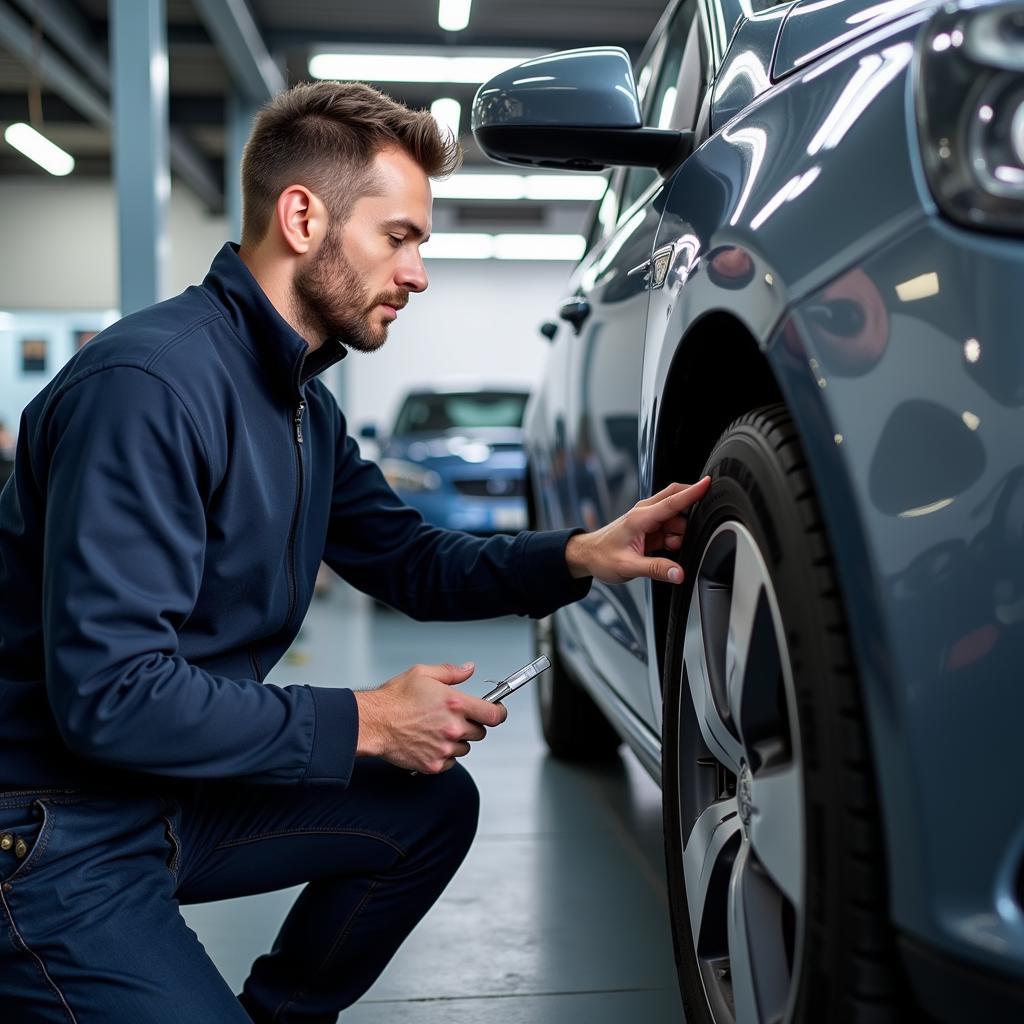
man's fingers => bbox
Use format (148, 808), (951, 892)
(635, 481), (688, 508)
(634, 477), (710, 527)
(422, 661), (476, 685)
(641, 557), (685, 584)
(463, 695), (507, 728)
(464, 722), (487, 742)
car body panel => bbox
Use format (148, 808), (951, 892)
(513, 0), (1024, 992)
(773, 0), (937, 80)
(555, 186), (672, 720)
(711, 2), (794, 129)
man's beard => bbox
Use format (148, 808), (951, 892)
(293, 227), (406, 353)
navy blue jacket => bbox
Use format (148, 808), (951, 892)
(0, 244), (589, 792)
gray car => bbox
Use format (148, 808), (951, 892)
(472, 1), (1024, 1021)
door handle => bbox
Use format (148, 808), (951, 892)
(559, 296), (591, 332)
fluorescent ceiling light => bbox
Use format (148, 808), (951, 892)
(430, 98), (462, 141)
(523, 175), (607, 201)
(421, 233), (494, 259)
(431, 173), (606, 201)
(420, 233), (585, 260)
(309, 50), (536, 84)
(438, 0), (472, 32)
(895, 271), (939, 302)
(494, 234), (586, 261)
(4, 122), (74, 176)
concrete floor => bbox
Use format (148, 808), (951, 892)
(182, 580), (685, 1022)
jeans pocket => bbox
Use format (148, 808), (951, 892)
(0, 799), (51, 885)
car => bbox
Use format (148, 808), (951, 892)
(361, 386), (531, 534)
(471, 1), (1024, 1021)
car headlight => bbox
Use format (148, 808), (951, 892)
(380, 458), (442, 492)
(916, 0), (1024, 232)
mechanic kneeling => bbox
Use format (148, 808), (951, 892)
(0, 80), (709, 1023)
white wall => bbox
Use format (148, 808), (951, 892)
(0, 177), (577, 437)
(0, 176), (229, 309)
(343, 258), (566, 441)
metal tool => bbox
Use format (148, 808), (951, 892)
(482, 655), (551, 703)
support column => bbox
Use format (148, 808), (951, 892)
(110, 0), (169, 314)
(227, 90), (259, 243)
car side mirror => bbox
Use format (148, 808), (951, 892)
(539, 321), (558, 342)
(471, 47), (692, 175)
(358, 423), (378, 440)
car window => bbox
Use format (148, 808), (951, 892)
(619, 0), (701, 218)
(392, 392), (529, 434)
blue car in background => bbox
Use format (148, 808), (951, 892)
(472, 0), (1024, 1021)
(365, 387), (530, 534)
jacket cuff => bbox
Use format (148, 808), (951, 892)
(304, 686), (359, 785)
(520, 528), (593, 617)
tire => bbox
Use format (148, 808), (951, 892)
(534, 613), (621, 761)
(662, 404), (906, 1024)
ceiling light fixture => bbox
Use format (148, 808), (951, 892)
(308, 49), (538, 85)
(431, 173), (607, 201)
(421, 233), (586, 261)
(438, 0), (472, 32)
(430, 98), (462, 142)
(3, 122), (74, 176)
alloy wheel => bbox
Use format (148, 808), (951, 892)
(676, 521), (805, 1024)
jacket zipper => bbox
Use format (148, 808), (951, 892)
(282, 399), (306, 633)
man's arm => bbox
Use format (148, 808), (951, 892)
(321, 410), (590, 621)
(41, 367), (355, 785)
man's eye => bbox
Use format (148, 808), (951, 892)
(388, 235), (404, 248)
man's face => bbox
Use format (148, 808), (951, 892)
(295, 146), (432, 352)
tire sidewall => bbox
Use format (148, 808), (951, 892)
(663, 417), (858, 1024)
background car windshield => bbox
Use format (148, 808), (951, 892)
(392, 392), (529, 434)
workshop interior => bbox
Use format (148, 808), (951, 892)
(0, 0), (1022, 1021)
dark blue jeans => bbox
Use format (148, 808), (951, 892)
(0, 759), (479, 1022)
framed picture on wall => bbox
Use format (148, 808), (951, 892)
(20, 338), (47, 373)
(74, 329), (98, 350)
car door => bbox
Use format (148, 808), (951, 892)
(558, 0), (711, 721)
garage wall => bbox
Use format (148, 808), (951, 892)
(0, 177), (573, 438)
(342, 257), (561, 441)
(0, 177), (227, 308)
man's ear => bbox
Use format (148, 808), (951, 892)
(275, 185), (328, 256)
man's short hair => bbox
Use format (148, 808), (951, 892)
(240, 81), (462, 246)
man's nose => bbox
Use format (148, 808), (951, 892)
(396, 251), (428, 294)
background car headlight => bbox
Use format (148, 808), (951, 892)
(916, 1), (1024, 231)
(380, 458), (442, 492)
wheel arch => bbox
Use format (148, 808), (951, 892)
(649, 311), (785, 692)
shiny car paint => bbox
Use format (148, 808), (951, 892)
(513, 0), (1024, 1001)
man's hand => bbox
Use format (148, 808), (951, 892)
(565, 477), (711, 585)
(353, 662), (507, 774)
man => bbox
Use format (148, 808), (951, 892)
(0, 81), (709, 1022)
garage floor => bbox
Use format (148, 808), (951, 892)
(182, 580), (685, 1022)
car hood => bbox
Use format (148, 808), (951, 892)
(380, 427), (525, 466)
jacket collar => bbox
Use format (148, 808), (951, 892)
(201, 243), (347, 398)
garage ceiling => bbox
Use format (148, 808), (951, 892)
(0, 0), (666, 214)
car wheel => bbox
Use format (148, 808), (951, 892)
(662, 404), (904, 1023)
(534, 613), (621, 761)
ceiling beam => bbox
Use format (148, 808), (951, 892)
(1, 0), (223, 213)
(190, 0), (284, 103)
(0, 1), (109, 125)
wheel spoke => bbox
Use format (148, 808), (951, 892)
(728, 841), (791, 1024)
(684, 586), (744, 774)
(682, 797), (740, 952)
(749, 763), (805, 908)
(725, 537), (765, 738)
